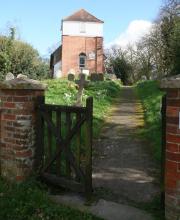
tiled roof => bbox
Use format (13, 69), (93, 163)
(63, 9), (104, 23)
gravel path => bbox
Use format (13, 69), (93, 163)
(93, 86), (160, 205)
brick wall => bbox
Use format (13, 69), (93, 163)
(0, 79), (46, 182)
(62, 35), (104, 76)
(161, 76), (180, 220)
(165, 89), (180, 220)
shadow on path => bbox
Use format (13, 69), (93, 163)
(93, 86), (160, 205)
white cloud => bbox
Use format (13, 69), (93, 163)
(106, 20), (152, 49)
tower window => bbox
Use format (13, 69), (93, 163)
(79, 53), (86, 69)
(79, 22), (86, 33)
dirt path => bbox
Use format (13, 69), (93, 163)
(93, 86), (160, 205)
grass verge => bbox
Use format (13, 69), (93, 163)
(135, 80), (164, 162)
(0, 177), (101, 220)
(136, 80), (165, 220)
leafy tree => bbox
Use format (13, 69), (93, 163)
(158, 0), (180, 75)
(106, 47), (133, 85)
(170, 19), (180, 74)
(0, 28), (49, 80)
(106, 0), (180, 82)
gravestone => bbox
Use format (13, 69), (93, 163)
(90, 73), (104, 81)
(5, 72), (15, 81)
(68, 73), (75, 81)
(90, 73), (98, 81)
(17, 74), (28, 79)
(75, 74), (89, 106)
(98, 73), (104, 81)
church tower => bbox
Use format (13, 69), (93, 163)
(61, 9), (104, 76)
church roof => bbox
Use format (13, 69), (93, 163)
(63, 9), (104, 23)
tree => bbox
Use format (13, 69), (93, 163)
(106, 47), (133, 85)
(159, 0), (180, 75)
(0, 28), (49, 80)
(105, 0), (180, 82)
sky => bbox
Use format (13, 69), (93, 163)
(0, 0), (162, 57)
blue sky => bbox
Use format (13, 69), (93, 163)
(0, 0), (162, 56)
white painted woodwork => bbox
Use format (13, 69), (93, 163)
(62, 21), (103, 37)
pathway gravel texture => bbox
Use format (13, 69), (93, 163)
(51, 194), (154, 220)
(93, 86), (160, 204)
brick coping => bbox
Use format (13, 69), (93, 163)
(0, 78), (47, 90)
(160, 74), (180, 89)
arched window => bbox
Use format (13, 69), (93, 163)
(79, 53), (86, 69)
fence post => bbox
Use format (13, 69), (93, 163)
(84, 97), (93, 199)
(34, 96), (45, 172)
(0, 78), (46, 182)
(160, 76), (180, 220)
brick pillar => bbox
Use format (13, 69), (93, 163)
(161, 76), (180, 220)
(0, 78), (46, 182)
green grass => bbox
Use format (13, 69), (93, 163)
(0, 177), (101, 220)
(0, 79), (121, 220)
(136, 81), (165, 220)
(135, 80), (165, 162)
(44, 79), (121, 138)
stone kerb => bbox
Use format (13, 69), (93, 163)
(160, 74), (180, 220)
(0, 77), (47, 182)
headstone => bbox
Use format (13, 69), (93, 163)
(90, 73), (98, 81)
(68, 73), (75, 81)
(17, 74), (28, 79)
(98, 73), (104, 81)
(90, 73), (104, 81)
(75, 74), (89, 106)
(5, 72), (15, 81)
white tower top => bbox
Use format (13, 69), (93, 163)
(62, 9), (104, 37)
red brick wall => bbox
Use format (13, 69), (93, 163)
(165, 89), (180, 220)
(0, 89), (44, 181)
(62, 36), (104, 76)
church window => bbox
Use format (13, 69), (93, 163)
(79, 53), (86, 68)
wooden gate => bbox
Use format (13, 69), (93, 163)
(36, 97), (93, 198)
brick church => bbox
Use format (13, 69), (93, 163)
(50, 9), (104, 78)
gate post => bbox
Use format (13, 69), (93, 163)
(160, 75), (180, 220)
(0, 77), (46, 182)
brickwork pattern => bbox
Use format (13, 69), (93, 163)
(0, 89), (44, 181)
(62, 36), (104, 76)
(165, 89), (180, 220)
